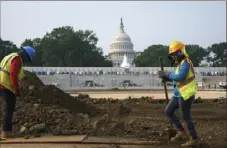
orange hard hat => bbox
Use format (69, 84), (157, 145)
(169, 40), (184, 55)
(169, 40), (189, 57)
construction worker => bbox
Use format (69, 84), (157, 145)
(157, 41), (198, 147)
(0, 46), (35, 140)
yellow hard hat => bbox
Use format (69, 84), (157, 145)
(169, 40), (189, 57)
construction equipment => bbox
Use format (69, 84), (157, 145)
(159, 56), (173, 140)
(219, 81), (227, 89)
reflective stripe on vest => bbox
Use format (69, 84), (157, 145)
(0, 53), (24, 94)
(175, 59), (197, 101)
(0, 55), (15, 75)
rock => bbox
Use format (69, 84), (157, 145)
(49, 109), (54, 114)
(33, 104), (39, 107)
(29, 126), (35, 132)
(128, 119), (134, 125)
(92, 116), (107, 135)
(54, 119), (61, 124)
(20, 126), (27, 134)
(29, 85), (35, 90)
(29, 123), (47, 133)
(24, 122), (29, 127)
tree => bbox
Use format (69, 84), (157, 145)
(21, 26), (112, 67)
(0, 38), (19, 61)
(206, 42), (227, 67)
(133, 44), (209, 67)
(185, 45), (208, 67)
(133, 45), (171, 67)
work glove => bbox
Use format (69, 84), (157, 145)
(161, 77), (171, 82)
(157, 71), (169, 79)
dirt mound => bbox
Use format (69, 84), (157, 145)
(1, 71), (100, 136)
(21, 70), (44, 87)
(19, 71), (98, 116)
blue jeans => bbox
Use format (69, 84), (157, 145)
(164, 96), (198, 139)
(0, 89), (16, 132)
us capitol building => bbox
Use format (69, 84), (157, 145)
(108, 18), (136, 67)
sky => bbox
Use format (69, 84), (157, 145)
(1, 1), (226, 55)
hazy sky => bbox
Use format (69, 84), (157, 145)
(1, 1), (226, 55)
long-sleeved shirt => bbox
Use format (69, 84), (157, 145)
(167, 60), (190, 98)
(0, 56), (22, 96)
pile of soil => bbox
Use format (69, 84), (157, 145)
(19, 71), (98, 116)
(0, 71), (101, 136)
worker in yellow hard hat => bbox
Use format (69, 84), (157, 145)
(157, 41), (198, 147)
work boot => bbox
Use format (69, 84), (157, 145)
(170, 130), (188, 142)
(181, 138), (198, 147)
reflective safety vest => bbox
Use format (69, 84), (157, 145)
(0, 52), (24, 94)
(175, 58), (197, 101)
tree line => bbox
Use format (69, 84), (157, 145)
(0, 26), (226, 67)
(133, 43), (227, 67)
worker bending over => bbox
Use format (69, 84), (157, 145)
(0, 46), (35, 139)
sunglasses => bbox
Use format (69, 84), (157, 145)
(170, 53), (177, 57)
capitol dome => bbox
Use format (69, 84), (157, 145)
(108, 18), (135, 67)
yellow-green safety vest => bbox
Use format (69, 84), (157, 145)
(0, 52), (24, 94)
(175, 58), (197, 101)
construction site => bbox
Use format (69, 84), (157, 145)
(0, 70), (226, 148)
(1, 1), (226, 148)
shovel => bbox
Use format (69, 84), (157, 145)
(159, 57), (173, 140)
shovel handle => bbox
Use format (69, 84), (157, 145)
(159, 57), (173, 140)
(159, 57), (169, 103)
